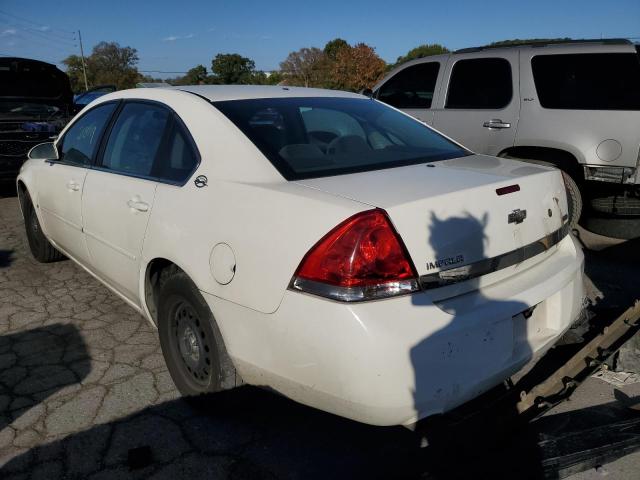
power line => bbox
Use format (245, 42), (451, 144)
(0, 19), (77, 43)
(0, 9), (74, 35)
(2, 24), (77, 47)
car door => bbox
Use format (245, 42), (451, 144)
(36, 102), (117, 264)
(432, 52), (520, 155)
(82, 101), (172, 305)
(375, 60), (443, 125)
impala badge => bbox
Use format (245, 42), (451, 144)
(508, 209), (527, 224)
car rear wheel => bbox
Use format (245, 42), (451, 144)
(23, 193), (65, 263)
(158, 270), (235, 397)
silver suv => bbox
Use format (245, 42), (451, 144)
(373, 39), (640, 227)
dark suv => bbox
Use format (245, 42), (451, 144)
(0, 57), (73, 185)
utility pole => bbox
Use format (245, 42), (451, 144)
(77, 30), (88, 91)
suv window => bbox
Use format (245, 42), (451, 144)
(152, 120), (199, 183)
(446, 58), (512, 109)
(101, 102), (170, 177)
(377, 62), (440, 109)
(59, 103), (116, 166)
(532, 53), (640, 110)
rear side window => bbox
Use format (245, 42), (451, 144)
(101, 103), (170, 177)
(377, 62), (440, 109)
(446, 58), (512, 109)
(152, 121), (199, 183)
(214, 97), (467, 181)
(532, 53), (640, 110)
(59, 102), (116, 166)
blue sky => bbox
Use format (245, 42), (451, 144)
(1, 0), (639, 77)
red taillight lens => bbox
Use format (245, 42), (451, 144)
(291, 209), (419, 301)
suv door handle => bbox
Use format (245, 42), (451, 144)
(127, 199), (150, 212)
(66, 180), (80, 191)
(483, 119), (511, 129)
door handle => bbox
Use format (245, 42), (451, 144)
(483, 119), (511, 129)
(127, 199), (150, 212)
(66, 180), (80, 191)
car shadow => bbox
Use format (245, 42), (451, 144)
(0, 250), (13, 268)
(0, 323), (90, 433)
(408, 213), (541, 478)
(2, 386), (425, 479)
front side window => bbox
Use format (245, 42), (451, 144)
(101, 102), (170, 177)
(214, 97), (467, 180)
(59, 103), (116, 166)
(446, 58), (513, 109)
(377, 62), (441, 109)
(532, 53), (640, 110)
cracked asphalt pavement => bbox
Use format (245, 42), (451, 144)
(1, 193), (640, 479)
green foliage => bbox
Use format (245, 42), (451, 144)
(169, 65), (208, 86)
(211, 53), (256, 84)
(62, 54), (87, 93)
(394, 43), (449, 66)
(324, 38), (349, 60)
(63, 41), (140, 92)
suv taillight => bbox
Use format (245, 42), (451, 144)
(289, 209), (419, 302)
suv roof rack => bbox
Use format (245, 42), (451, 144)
(455, 38), (633, 53)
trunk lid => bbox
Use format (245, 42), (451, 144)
(296, 155), (568, 289)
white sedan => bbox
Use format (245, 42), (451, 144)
(18, 86), (585, 426)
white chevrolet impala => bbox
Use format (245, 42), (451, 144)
(18, 86), (585, 426)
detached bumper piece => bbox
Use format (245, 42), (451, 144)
(540, 417), (640, 479)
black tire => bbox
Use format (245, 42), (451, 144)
(23, 193), (65, 263)
(157, 270), (236, 397)
(561, 170), (583, 230)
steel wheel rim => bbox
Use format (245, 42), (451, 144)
(171, 300), (211, 388)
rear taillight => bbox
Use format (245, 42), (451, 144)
(290, 209), (419, 302)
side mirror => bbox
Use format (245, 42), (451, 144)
(360, 88), (374, 98)
(28, 142), (59, 161)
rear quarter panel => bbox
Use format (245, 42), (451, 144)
(135, 91), (367, 314)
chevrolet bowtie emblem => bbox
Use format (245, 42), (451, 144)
(508, 209), (527, 224)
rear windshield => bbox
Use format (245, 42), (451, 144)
(532, 53), (640, 110)
(213, 97), (468, 180)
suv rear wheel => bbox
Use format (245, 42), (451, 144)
(560, 170), (583, 229)
(503, 155), (582, 229)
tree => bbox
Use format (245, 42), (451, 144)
(394, 43), (449, 66)
(324, 38), (349, 60)
(211, 53), (255, 84)
(331, 43), (386, 91)
(62, 54), (89, 93)
(62, 41), (140, 92)
(280, 47), (328, 88)
(170, 65), (208, 86)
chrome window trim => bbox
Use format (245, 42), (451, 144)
(419, 223), (570, 290)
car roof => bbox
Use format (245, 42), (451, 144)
(173, 85), (364, 102)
